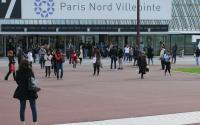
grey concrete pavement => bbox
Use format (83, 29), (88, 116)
(0, 56), (200, 125)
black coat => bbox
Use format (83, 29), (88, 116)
(13, 69), (38, 100)
(138, 55), (147, 74)
(147, 47), (154, 58)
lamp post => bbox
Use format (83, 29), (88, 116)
(136, 0), (140, 48)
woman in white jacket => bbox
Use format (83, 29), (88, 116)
(27, 50), (34, 67)
(44, 51), (53, 78)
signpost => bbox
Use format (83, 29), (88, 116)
(136, 0), (140, 48)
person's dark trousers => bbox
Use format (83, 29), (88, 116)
(124, 53), (129, 61)
(69, 56), (72, 64)
(54, 63), (57, 76)
(129, 55), (133, 61)
(20, 99), (37, 122)
(56, 63), (63, 79)
(172, 55), (176, 64)
(40, 60), (45, 69)
(79, 58), (82, 64)
(161, 60), (165, 70)
(5, 71), (16, 80)
(165, 62), (171, 75)
(73, 62), (76, 68)
(133, 58), (138, 66)
(29, 62), (32, 68)
(33, 57), (36, 63)
(93, 64), (100, 76)
(141, 73), (144, 79)
(110, 58), (116, 69)
(18, 57), (21, 65)
(148, 58), (153, 65)
(45, 66), (51, 77)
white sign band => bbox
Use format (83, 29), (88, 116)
(21, 0), (172, 20)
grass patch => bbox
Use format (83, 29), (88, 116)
(175, 67), (200, 74)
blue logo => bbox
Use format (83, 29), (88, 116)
(34, 0), (55, 18)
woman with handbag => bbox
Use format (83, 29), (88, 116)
(5, 50), (16, 81)
(93, 48), (101, 76)
(13, 59), (39, 125)
(138, 51), (147, 79)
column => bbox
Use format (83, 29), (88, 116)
(26, 35), (28, 50)
(4, 36), (6, 56)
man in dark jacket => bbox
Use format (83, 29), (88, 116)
(118, 47), (124, 70)
(172, 44), (177, 64)
(109, 46), (118, 69)
(147, 45), (154, 65)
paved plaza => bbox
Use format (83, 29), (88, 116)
(1, 56), (200, 125)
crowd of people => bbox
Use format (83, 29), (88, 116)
(4, 43), (181, 81)
(3, 42), (187, 125)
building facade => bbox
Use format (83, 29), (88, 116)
(0, 0), (199, 56)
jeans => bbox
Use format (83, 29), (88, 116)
(20, 99), (37, 122)
(148, 58), (153, 65)
(124, 53), (129, 61)
(196, 57), (199, 66)
(45, 66), (51, 77)
(111, 57), (117, 69)
(84, 49), (88, 58)
(118, 58), (123, 69)
(56, 63), (63, 79)
(93, 64), (100, 76)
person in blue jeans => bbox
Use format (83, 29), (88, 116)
(55, 50), (64, 80)
(164, 50), (171, 76)
(195, 47), (200, 66)
(13, 59), (39, 125)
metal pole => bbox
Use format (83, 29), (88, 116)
(136, 0), (140, 48)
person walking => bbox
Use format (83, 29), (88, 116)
(5, 50), (16, 80)
(27, 49), (34, 67)
(133, 46), (139, 66)
(13, 59), (39, 125)
(160, 47), (166, 70)
(17, 46), (23, 65)
(147, 45), (154, 65)
(52, 50), (57, 76)
(164, 50), (171, 76)
(71, 50), (78, 69)
(118, 47), (124, 70)
(39, 47), (46, 69)
(172, 44), (178, 64)
(129, 46), (133, 62)
(79, 46), (84, 64)
(195, 47), (200, 66)
(93, 48), (101, 76)
(124, 45), (129, 61)
(44, 51), (53, 77)
(138, 51), (147, 79)
(109, 46), (118, 69)
(55, 50), (64, 80)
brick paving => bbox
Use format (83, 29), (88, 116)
(0, 57), (200, 125)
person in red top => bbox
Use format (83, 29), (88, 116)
(54, 50), (64, 80)
(5, 50), (16, 80)
(71, 50), (77, 68)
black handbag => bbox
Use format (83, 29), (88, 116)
(28, 77), (41, 92)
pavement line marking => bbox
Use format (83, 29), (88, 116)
(55, 111), (200, 125)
